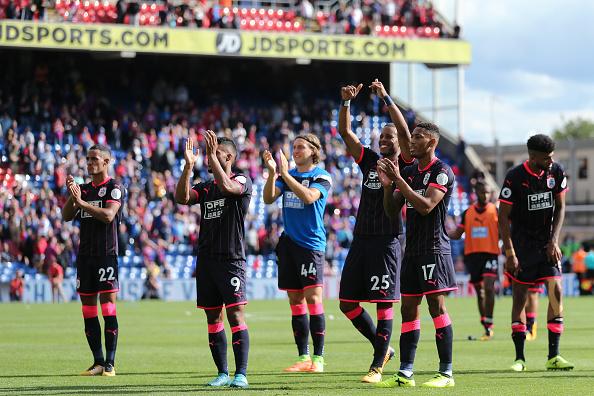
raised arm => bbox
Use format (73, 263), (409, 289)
(204, 130), (244, 196)
(338, 84), (365, 159)
(370, 79), (412, 162)
(262, 150), (282, 204)
(175, 137), (199, 205)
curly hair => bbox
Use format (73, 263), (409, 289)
(527, 134), (555, 154)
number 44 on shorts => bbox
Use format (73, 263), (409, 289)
(301, 262), (317, 277)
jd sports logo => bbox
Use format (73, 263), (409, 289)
(216, 33), (242, 54)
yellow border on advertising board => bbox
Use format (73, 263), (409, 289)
(0, 20), (471, 64)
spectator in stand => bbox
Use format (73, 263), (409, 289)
(0, 59), (467, 291)
(10, 270), (24, 302)
(381, 0), (396, 26)
(48, 260), (67, 303)
(4, 0), (17, 19)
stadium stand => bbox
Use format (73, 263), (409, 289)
(0, 52), (471, 290)
(0, 0), (459, 38)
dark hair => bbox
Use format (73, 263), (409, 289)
(217, 137), (237, 157)
(416, 122), (440, 137)
(88, 144), (112, 158)
(527, 134), (555, 153)
(474, 181), (487, 191)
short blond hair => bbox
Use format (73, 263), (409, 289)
(295, 133), (322, 164)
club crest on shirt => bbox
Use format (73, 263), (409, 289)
(547, 177), (555, 189)
(98, 187), (107, 197)
(423, 173), (430, 185)
(364, 170), (382, 190)
(301, 179), (310, 187)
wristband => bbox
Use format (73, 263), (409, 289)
(505, 248), (515, 257)
(383, 95), (395, 106)
(342, 99), (351, 107)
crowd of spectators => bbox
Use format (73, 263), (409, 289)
(1, 0), (459, 38)
(0, 60), (420, 286)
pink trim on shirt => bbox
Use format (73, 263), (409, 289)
(523, 161), (544, 178)
(418, 157), (439, 172)
(355, 146), (365, 164)
(428, 183), (447, 193)
(92, 177), (112, 188)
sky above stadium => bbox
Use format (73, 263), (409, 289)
(461, 1), (594, 144)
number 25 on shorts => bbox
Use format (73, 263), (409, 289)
(370, 275), (390, 290)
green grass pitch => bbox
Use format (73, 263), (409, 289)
(1, 297), (593, 395)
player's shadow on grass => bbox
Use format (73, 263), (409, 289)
(2, 384), (342, 394)
(0, 385), (213, 394)
(0, 371), (201, 379)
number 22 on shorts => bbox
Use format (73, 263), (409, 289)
(98, 267), (115, 281)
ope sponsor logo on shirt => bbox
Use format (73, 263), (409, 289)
(284, 191), (304, 209)
(471, 226), (488, 238)
(204, 198), (226, 219)
(527, 191), (553, 211)
(406, 189), (425, 208)
(81, 200), (102, 218)
(363, 170), (382, 190)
